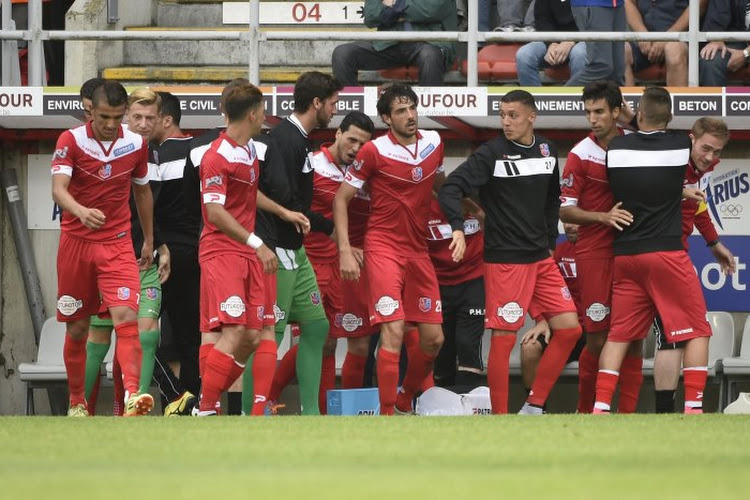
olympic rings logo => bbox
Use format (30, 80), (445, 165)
(720, 204), (743, 217)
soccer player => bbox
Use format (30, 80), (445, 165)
(196, 82), (278, 416)
(267, 111), (375, 413)
(426, 198), (486, 389)
(79, 77), (106, 122)
(265, 71), (342, 415)
(559, 80), (642, 413)
(653, 117), (736, 413)
(439, 89), (582, 415)
(594, 87), (712, 414)
(335, 84), (446, 415)
(52, 80), (155, 417)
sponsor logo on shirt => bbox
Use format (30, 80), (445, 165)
(498, 302), (523, 323)
(274, 304), (285, 324)
(341, 313), (363, 333)
(220, 295), (246, 318)
(375, 295), (400, 317)
(420, 143), (435, 159)
(351, 159), (364, 171)
(561, 173), (573, 188)
(113, 143), (136, 157)
(310, 291), (321, 306)
(411, 167), (423, 181)
(561, 287), (571, 301)
(57, 295), (83, 316)
(99, 163), (112, 179)
(53, 146), (68, 161)
(146, 287), (158, 301)
(205, 175), (222, 188)
(117, 287), (131, 300)
(540, 143), (550, 157)
(418, 297), (432, 312)
(671, 327), (694, 336)
(586, 302), (610, 322)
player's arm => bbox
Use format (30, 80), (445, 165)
(51, 173), (106, 230)
(156, 244), (171, 284)
(132, 182), (155, 270)
(257, 190), (310, 234)
(695, 205), (736, 275)
(334, 181), (361, 281)
(544, 159), (562, 251)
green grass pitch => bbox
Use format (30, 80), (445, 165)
(1, 415), (749, 499)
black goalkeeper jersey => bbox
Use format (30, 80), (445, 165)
(439, 133), (560, 264)
(606, 129), (689, 256)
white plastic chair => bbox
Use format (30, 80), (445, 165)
(17, 318), (67, 415)
(722, 315), (750, 405)
(705, 311), (736, 410)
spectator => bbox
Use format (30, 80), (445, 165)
(699, 0), (750, 86)
(516, 0), (586, 85)
(566, 0), (626, 86)
(623, 0), (705, 87)
(331, 0), (457, 86)
(492, 0), (535, 32)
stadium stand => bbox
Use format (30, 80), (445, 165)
(722, 315), (750, 405)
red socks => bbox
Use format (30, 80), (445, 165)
(594, 370), (619, 413)
(319, 354), (336, 414)
(268, 343), (298, 402)
(683, 366), (708, 413)
(487, 335), (516, 414)
(577, 346), (599, 414)
(341, 352), (367, 389)
(618, 355), (643, 413)
(376, 348), (400, 415)
(250, 339), (277, 416)
(527, 326), (582, 407)
(199, 343), (214, 381)
(63, 335), (87, 407)
(397, 347), (436, 412)
(200, 347), (244, 411)
(114, 321), (142, 395)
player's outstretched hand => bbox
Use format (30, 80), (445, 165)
(711, 242), (737, 275)
(602, 202), (634, 231)
(682, 187), (706, 203)
(138, 241), (154, 271)
(340, 249), (361, 281)
(449, 230), (466, 262)
(281, 209), (311, 234)
(78, 207), (106, 230)
(521, 319), (551, 345)
(256, 244), (278, 274)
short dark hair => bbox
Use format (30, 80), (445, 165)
(500, 89), (537, 111)
(79, 77), (106, 101)
(639, 86), (672, 126)
(223, 83), (264, 122)
(376, 83), (418, 117)
(581, 80), (623, 111)
(293, 71), (342, 113)
(340, 111), (375, 136)
(91, 81), (128, 108)
(221, 78), (250, 114)
(157, 91), (182, 126)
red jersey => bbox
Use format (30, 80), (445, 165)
(50, 122), (149, 241)
(553, 239), (580, 307)
(199, 132), (260, 261)
(426, 198), (483, 286)
(305, 146), (371, 263)
(682, 159), (719, 249)
(560, 131), (624, 259)
(345, 129), (444, 257)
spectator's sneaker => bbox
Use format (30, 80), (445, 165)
(724, 393), (750, 414)
(519, 26), (536, 32)
(67, 403), (89, 417)
(124, 392), (154, 417)
(494, 25), (519, 32)
(518, 402), (544, 415)
(163, 391), (197, 417)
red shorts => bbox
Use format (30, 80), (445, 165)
(576, 257), (614, 333)
(264, 272), (278, 328)
(365, 251), (442, 326)
(485, 258), (577, 331)
(335, 266), (374, 338)
(199, 253), (275, 332)
(56, 233), (140, 322)
(609, 251), (712, 343)
(310, 259), (345, 332)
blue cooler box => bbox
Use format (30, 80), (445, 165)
(327, 388), (380, 415)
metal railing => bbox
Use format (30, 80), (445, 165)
(0, 0), (748, 87)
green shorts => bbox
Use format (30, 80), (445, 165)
(274, 247), (327, 334)
(90, 264), (162, 330)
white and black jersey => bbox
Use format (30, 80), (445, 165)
(182, 127), (221, 223)
(439, 134), (560, 264)
(606, 130), (689, 255)
(150, 136), (199, 248)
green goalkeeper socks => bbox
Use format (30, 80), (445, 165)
(138, 330), (160, 394)
(296, 318), (329, 416)
(84, 341), (111, 399)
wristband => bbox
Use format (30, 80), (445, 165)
(707, 238), (720, 248)
(246, 233), (264, 249)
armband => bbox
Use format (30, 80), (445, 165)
(246, 233), (264, 249)
(707, 238), (720, 248)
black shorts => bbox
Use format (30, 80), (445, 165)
(653, 315), (687, 351)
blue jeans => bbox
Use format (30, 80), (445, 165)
(516, 41), (587, 86)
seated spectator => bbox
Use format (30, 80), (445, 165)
(331, 0), (457, 87)
(624, 0), (704, 87)
(516, 0), (585, 85)
(566, 0), (626, 86)
(699, 0), (750, 86)
(490, 0), (535, 32)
